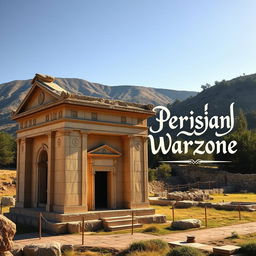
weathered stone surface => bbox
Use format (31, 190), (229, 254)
(23, 245), (38, 256)
(37, 243), (61, 256)
(1, 197), (15, 207)
(173, 165), (256, 193)
(61, 244), (74, 253)
(0, 251), (14, 256)
(175, 200), (199, 208)
(67, 220), (102, 233)
(171, 219), (201, 230)
(0, 215), (16, 253)
(67, 222), (80, 234)
(11, 245), (23, 256)
(149, 198), (174, 206)
(23, 243), (61, 256)
(167, 190), (210, 201)
(137, 214), (166, 224)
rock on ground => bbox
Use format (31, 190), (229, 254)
(175, 200), (199, 208)
(11, 244), (23, 256)
(0, 252), (14, 256)
(23, 242), (61, 256)
(167, 190), (211, 201)
(1, 197), (15, 207)
(171, 219), (201, 230)
(61, 244), (74, 253)
(0, 215), (16, 253)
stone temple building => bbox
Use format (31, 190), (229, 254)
(8, 74), (165, 233)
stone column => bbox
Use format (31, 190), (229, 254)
(129, 135), (149, 208)
(81, 131), (88, 210)
(15, 139), (21, 204)
(23, 138), (33, 208)
(142, 136), (149, 203)
(126, 135), (135, 208)
(46, 131), (55, 212)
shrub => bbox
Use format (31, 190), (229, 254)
(120, 239), (169, 255)
(240, 242), (256, 256)
(128, 241), (147, 252)
(127, 251), (163, 256)
(0, 131), (16, 167)
(167, 246), (205, 256)
(148, 168), (157, 182)
(142, 226), (160, 233)
(229, 231), (240, 239)
(156, 163), (171, 181)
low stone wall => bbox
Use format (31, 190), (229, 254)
(173, 165), (256, 192)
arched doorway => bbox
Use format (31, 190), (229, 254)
(38, 149), (48, 206)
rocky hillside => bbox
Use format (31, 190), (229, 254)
(153, 73), (256, 139)
(170, 74), (256, 116)
(0, 77), (197, 133)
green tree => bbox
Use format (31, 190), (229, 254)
(156, 163), (172, 180)
(215, 113), (256, 173)
(0, 131), (16, 167)
(236, 110), (248, 131)
(148, 168), (157, 182)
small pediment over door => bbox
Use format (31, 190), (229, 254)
(88, 144), (121, 158)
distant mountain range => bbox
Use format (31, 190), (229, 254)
(0, 77), (197, 133)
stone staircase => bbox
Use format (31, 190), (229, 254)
(102, 215), (143, 231)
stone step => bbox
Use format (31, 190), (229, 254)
(104, 218), (138, 227)
(108, 223), (143, 231)
(102, 215), (132, 221)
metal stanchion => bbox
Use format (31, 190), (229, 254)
(238, 204), (241, 221)
(172, 204), (175, 222)
(39, 212), (42, 239)
(82, 216), (85, 245)
(204, 205), (208, 228)
(131, 211), (134, 235)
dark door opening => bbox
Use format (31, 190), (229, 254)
(38, 150), (48, 205)
(95, 171), (108, 209)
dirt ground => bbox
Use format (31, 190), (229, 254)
(0, 169), (16, 197)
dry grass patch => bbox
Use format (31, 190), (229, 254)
(0, 169), (16, 197)
(207, 193), (256, 203)
(153, 205), (256, 228)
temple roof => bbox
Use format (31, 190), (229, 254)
(12, 73), (155, 119)
(33, 73), (154, 111)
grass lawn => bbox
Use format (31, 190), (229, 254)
(92, 204), (256, 236)
(153, 205), (255, 228)
(93, 193), (256, 236)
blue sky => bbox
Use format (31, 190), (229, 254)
(1, 0), (256, 91)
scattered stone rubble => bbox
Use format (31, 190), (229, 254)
(150, 189), (256, 211)
(148, 181), (166, 196)
(0, 177), (16, 193)
(167, 189), (213, 201)
(22, 242), (61, 256)
(171, 219), (201, 230)
(10, 243), (119, 256)
(1, 196), (15, 207)
(0, 215), (16, 256)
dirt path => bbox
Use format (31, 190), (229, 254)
(14, 222), (256, 249)
(0, 169), (16, 196)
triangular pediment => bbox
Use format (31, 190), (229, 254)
(88, 144), (121, 157)
(13, 74), (67, 118)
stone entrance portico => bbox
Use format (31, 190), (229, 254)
(7, 74), (165, 232)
